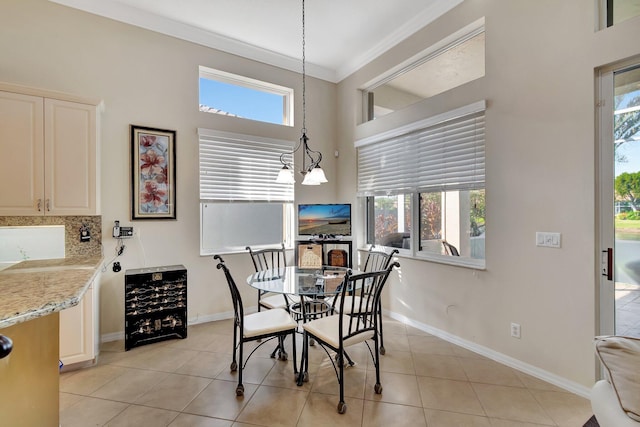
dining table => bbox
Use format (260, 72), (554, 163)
(246, 265), (361, 384)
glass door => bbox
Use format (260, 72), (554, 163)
(599, 63), (640, 337)
(613, 65), (640, 337)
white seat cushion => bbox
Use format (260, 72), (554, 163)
(243, 308), (297, 338)
(302, 314), (374, 348)
(260, 293), (300, 309)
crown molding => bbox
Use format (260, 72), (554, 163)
(50, 0), (461, 84)
(335, 0), (463, 81)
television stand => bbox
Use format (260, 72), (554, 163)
(295, 239), (353, 268)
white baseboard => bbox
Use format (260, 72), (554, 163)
(101, 331), (124, 343)
(102, 307), (591, 398)
(386, 310), (592, 399)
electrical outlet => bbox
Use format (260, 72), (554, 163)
(511, 322), (521, 339)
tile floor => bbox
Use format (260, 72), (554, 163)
(60, 318), (594, 427)
(615, 283), (640, 337)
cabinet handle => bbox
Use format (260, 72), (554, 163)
(37, 199), (42, 211)
(46, 199), (50, 212)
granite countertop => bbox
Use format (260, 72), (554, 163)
(0, 256), (103, 328)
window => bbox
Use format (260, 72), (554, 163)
(199, 66), (294, 126)
(418, 189), (485, 259)
(358, 101), (486, 267)
(601, 0), (640, 28)
(366, 194), (412, 250)
(361, 18), (485, 122)
(198, 129), (294, 254)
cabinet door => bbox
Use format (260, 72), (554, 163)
(0, 91), (44, 215)
(44, 99), (98, 215)
(59, 285), (94, 366)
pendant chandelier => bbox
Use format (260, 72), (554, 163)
(276, 0), (327, 186)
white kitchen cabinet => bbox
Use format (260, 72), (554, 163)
(0, 90), (100, 216)
(59, 275), (100, 367)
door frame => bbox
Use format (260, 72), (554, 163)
(597, 65), (615, 337)
(596, 57), (640, 337)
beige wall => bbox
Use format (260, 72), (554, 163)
(3, 0), (640, 393)
(0, 0), (337, 337)
(338, 0), (640, 391)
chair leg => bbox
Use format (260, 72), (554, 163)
(337, 350), (346, 414)
(270, 338), (280, 358)
(236, 336), (245, 396)
(297, 332), (309, 386)
(291, 330), (298, 380)
(270, 336), (289, 360)
(373, 336), (383, 395)
(378, 302), (385, 355)
(230, 321), (238, 371)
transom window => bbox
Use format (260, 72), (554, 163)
(199, 66), (294, 126)
(361, 18), (485, 122)
(601, 0), (640, 28)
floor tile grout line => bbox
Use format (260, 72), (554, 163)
(61, 318), (592, 426)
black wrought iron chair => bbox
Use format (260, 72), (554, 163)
(246, 244), (300, 312)
(301, 262), (400, 414)
(214, 255), (298, 396)
(442, 240), (460, 256)
(361, 246), (399, 355)
(246, 244), (300, 359)
(330, 246), (399, 354)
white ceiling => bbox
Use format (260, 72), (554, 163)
(50, 0), (463, 82)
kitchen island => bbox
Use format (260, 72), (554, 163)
(0, 256), (102, 427)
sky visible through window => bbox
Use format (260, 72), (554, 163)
(615, 88), (640, 175)
(199, 78), (284, 125)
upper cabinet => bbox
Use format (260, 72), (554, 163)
(0, 90), (100, 216)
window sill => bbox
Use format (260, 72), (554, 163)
(357, 246), (485, 270)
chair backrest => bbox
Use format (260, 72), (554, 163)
(442, 240), (459, 256)
(337, 261), (400, 342)
(362, 246), (399, 272)
(214, 255), (244, 322)
(246, 243), (287, 272)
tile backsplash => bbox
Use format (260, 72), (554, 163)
(0, 216), (102, 258)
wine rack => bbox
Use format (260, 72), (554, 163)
(124, 265), (187, 350)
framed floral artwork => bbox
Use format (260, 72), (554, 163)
(131, 125), (176, 220)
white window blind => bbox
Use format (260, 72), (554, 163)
(357, 105), (485, 196)
(199, 128), (294, 202)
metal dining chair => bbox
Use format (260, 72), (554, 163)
(442, 240), (460, 256)
(361, 246), (399, 355)
(300, 262), (400, 414)
(331, 246), (398, 355)
(246, 244), (300, 360)
(246, 244), (300, 312)
(214, 255), (298, 396)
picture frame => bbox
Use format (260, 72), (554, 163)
(131, 125), (177, 220)
(298, 244), (322, 269)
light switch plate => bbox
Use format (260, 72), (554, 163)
(536, 232), (561, 248)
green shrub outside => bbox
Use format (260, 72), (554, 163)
(617, 211), (640, 220)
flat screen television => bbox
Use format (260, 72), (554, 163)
(298, 203), (352, 237)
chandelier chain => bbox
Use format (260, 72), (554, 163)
(275, 0), (327, 185)
(301, 0), (306, 134)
